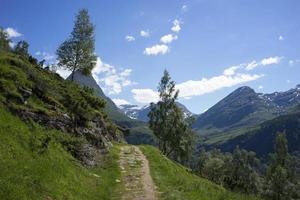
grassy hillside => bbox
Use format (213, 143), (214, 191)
(140, 145), (260, 200)
(0, 106), (121, 200)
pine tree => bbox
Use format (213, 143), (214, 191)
(56, 9), (97, 80)
(148, 70), (195, 163)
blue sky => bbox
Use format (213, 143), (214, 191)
(1, 0), (300, 113)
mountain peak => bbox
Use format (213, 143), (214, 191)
(235, 86), (255, 94)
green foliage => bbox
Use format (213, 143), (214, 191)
(196, 147), (263, 195)
(0, 106), (121, 200)
(140, 145), (260, 200)
(148, 70), (195, 164)
(264, 133), (300, 200)
(0, 27), (11, 52)
(0, 52), (109, 132)
(14, 40), (29, 57)
(56, 9), (97, 80)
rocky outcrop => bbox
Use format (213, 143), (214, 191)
(10, 106), (123, 166)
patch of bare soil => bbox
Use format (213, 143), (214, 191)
(118, 145), (158, 200)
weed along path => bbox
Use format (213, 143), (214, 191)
(118, 145), (158, 200)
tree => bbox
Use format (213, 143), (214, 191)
(224, 147), (262, 194)
(14, 40), (29, 57)
(56, 9), (97, 81)
(148, 70), (195, 163)
(265, 133), (299, 200)
(0, 27), (11, 51)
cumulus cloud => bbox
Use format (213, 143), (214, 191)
(112, 98), (131, 106)
(261, 56), (282, 66)
(160, 34), (178, 44)
(171, 19), (181, 33)
(125, 35), (135, 42)
(92, 57), (134, 94)
(131, 89), (159, 104)
(143, 44), (169, 56)
(5, 27), (22, 38)
(140, 30), (150, 37)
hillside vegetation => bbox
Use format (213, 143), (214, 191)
(0, 106), (121, 200)
(218, 107), (300, 157)
(140, 145), (260, 200)
(0, 52), (122, 152)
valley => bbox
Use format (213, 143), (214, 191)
(1, 2), (300, 199)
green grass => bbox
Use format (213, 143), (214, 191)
(0, 106), (121, 200)
(140, 145), (261, 200)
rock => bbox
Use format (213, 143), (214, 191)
(18, 87), (32, 101)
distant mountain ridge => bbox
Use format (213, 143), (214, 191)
(118, 102), (194, 122)
(193, 85), (300, 137)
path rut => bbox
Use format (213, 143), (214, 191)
(118, 145), (158, 200)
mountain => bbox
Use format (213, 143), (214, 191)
(67, 70), (130, 124)
(119, 102), (194, 122)
(119, 104), (150, 122)
(194, 85), (300, 139)
(217, 105), (300, 157)
(67, 70), (155, 145)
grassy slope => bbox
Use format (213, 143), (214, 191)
(140, 145), (260, 200)
(0, 106), (121, 200)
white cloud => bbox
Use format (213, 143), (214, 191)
(176, 73), (263, 99)
(132, 64), (263, 104)
(160, 34), (178, 44)
(143, 44), (169, 56)
(171, 19), (181, 33)
(286, 80), (291, 84)
(245, 61), (258, 71)
(278, 35), (284, 41)
(258, 85), (263, 90)
(181, 5), (188, 12)
(125, 35), (135, 42)
(9, 42), (15, 48)
(223, 66), (240, 76)
(245, 56), (282, 71)
(289, 60), (294, 66)
(140, 30), (150, 37)
(131, 55), (282, 104)
(5, 27), (22, 38)
(35, 51), (56, 64)
(112, 98), (131, 106)
(261, 56), (282, 66)
(131, 89), (159, 104)
(92, 57), (134, 94)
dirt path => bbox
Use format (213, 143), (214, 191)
(118, 145), (158, 200)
